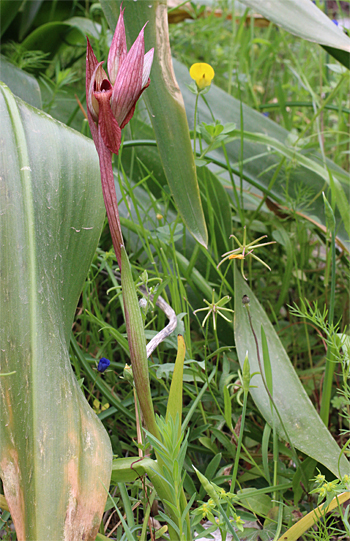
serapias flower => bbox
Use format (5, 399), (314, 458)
(86, 7), (154, 269)
(86, 6), (154, 155)
(190, 63), (215, 90)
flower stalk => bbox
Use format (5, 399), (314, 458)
(86, 7), (158, 437)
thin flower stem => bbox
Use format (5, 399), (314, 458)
(193, 91), (199, 156)
(230, 390), (248, 493)
(98, 140), (124, 269)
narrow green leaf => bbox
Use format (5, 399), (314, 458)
(223, 385), (233, 432)
(198, 437), (219, 455)
(272, 228), (293, 312)
(204, 453), (222, 483)
(234, 265), (349, 477)
(198, 166), (232, 255)
(181, 492), (197, 525)
(113, 506), (136, 541)
(166, 334), (186, 435)
(100, 0), (208, 247)
(292, 457), (316, 506)
(261, 424), (272, 485)
(322, 191), (336, 233)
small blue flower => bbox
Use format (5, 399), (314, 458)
(97, 357), (110, 373)
(332, 19), (339, 26)
(262, 111), (270, 117)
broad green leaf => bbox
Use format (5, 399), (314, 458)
(65, 16), (102, 40)
(100, 0), (208, 247)
(234, 265), (349, 477)
(239, 0), (350, 69)
(0, 54), (42, 108)
(173, 59), (350, 250)
(0, 83), (111, 540)
(237, 488), (272, 516)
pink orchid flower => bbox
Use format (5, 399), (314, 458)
(85, 7), (154, 268)
(86, 6), (154, 155)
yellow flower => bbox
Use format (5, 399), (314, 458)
(229, 254), (245, 260)
(190, 63), (215, 90)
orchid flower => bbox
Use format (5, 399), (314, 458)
(86, 6), (154, 156)
(85, 9), (159, 439)
(85, 6), (154, 268)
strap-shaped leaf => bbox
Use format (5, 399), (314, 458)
(234, 265), (349, 477)
(166, 335), (186, 435)
(100, 0), (208, 247)
(0, 83), (111, 540)
(240, 0), (350, 69)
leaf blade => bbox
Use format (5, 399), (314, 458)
(0, 83), (112, 539)
(233, 265), (349, 477)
